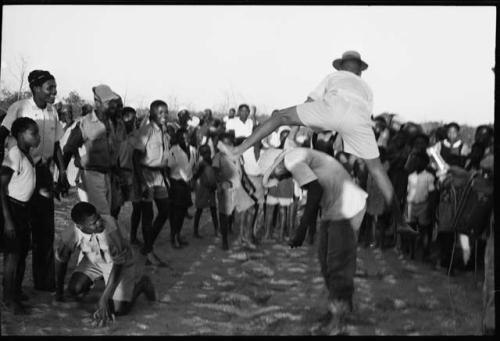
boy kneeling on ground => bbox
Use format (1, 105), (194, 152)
(54, 202), (156, 326)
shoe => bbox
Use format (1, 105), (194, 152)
(138, 275), (157, 302)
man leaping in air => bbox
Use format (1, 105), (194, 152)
(218, 50), (417, 235)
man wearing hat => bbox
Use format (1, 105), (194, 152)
(0, 70), (69, 292)
(219, 50), (417, 236)
(63, 84), (123, 216)
(258, 147), (367, 334)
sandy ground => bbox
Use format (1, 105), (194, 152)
(0, 189), (484, 335)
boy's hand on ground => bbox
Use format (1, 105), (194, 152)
(92, 300), (115, 327)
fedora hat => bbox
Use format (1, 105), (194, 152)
(332, 50), (368, 71)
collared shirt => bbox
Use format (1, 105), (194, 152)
(55, 215), (133, 267)
(283, 148), (367, 221)
(308, 70), (373, 113)
(407, 170), (435, 204)
(1, 142), (36, 202)
(134, 122), (170, 168)
(2, 98), (64, 164)
(64, 111), (112, 171)
(230, 118), (254, 138)
(167, 144), (197, 182)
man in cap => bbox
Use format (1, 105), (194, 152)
(258, 147), (367, 335)
(0, 69), (69, 292)
(219, 50), (417, 236)
(63, 84), (123, 216)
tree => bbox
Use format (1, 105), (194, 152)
(62, 91), (89, 118)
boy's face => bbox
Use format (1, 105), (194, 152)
(123, 112), (137, 132)
(447, 127), (459, 143)
(239, 107), (250, 121)
(200, 148), (211, 161)
(222, 137), (233, 146)
(22, 124), (41, 148)
(271, 160), (291, 181)
(151, 105), (168, 126)
(77, 213), (105, 235)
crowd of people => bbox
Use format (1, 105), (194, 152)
(0, 53), (494, 334)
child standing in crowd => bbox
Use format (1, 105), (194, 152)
(192, 144), (219, 238)
(213, 133), (255, 250)
(1, 117), (40, 314)
(241, 138), (265, 244)
(118, 107), (143, 245)
(167, 128), (197, 248)
(403, 152), (436, 259)
(133, 100), (170, 266)
(54, 202), (156, 326)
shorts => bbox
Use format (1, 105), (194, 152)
(217, 186), (254, 215)
(266, 195), (293, 206)
(296, 94), (379, 160)
(406, 201), (432, 226)
(141, 167), (169, 202)
(76, 169), (112, 215)
(74, 257), (136, 302)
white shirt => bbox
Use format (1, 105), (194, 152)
(284, 148), (367, 221)
(2, 98), (64, 164)
(230, 118), (254, 138)
(134, 122), (170, 168)
(241, 147), (261, 176)
(167, 145), (197, 182)
(308, 70), (373, 113)
(225, 117), (238, 132)
(407, 170), (435, 204)
(2, 143), (36, 202)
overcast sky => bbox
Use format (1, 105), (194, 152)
(0, 5), (496, 125)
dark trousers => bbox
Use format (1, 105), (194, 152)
(317, 208), (365, 302)
(140, 198), (169, 254)
(437, 231), (458, 270)
(170, 205), (188, 242)
(3, 198), (31, 302)
(30, 163), (55, 291)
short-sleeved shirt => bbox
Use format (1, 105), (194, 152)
(2, 98), (64, 164)
(212, 152), (243, 188)
(407, 170), (435, 204)
(283, 148), (367, 221)
(119, 130), (139, 171)
(167, 145), (197, 182)
(230, 118), (254, 138)
(134, 122), (170, 168)
(55, 214), (133, 267)
(296, 71), (378, 160)
(1, 143), (36, 202)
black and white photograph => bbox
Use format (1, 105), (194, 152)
(0, 2), (496, 336)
